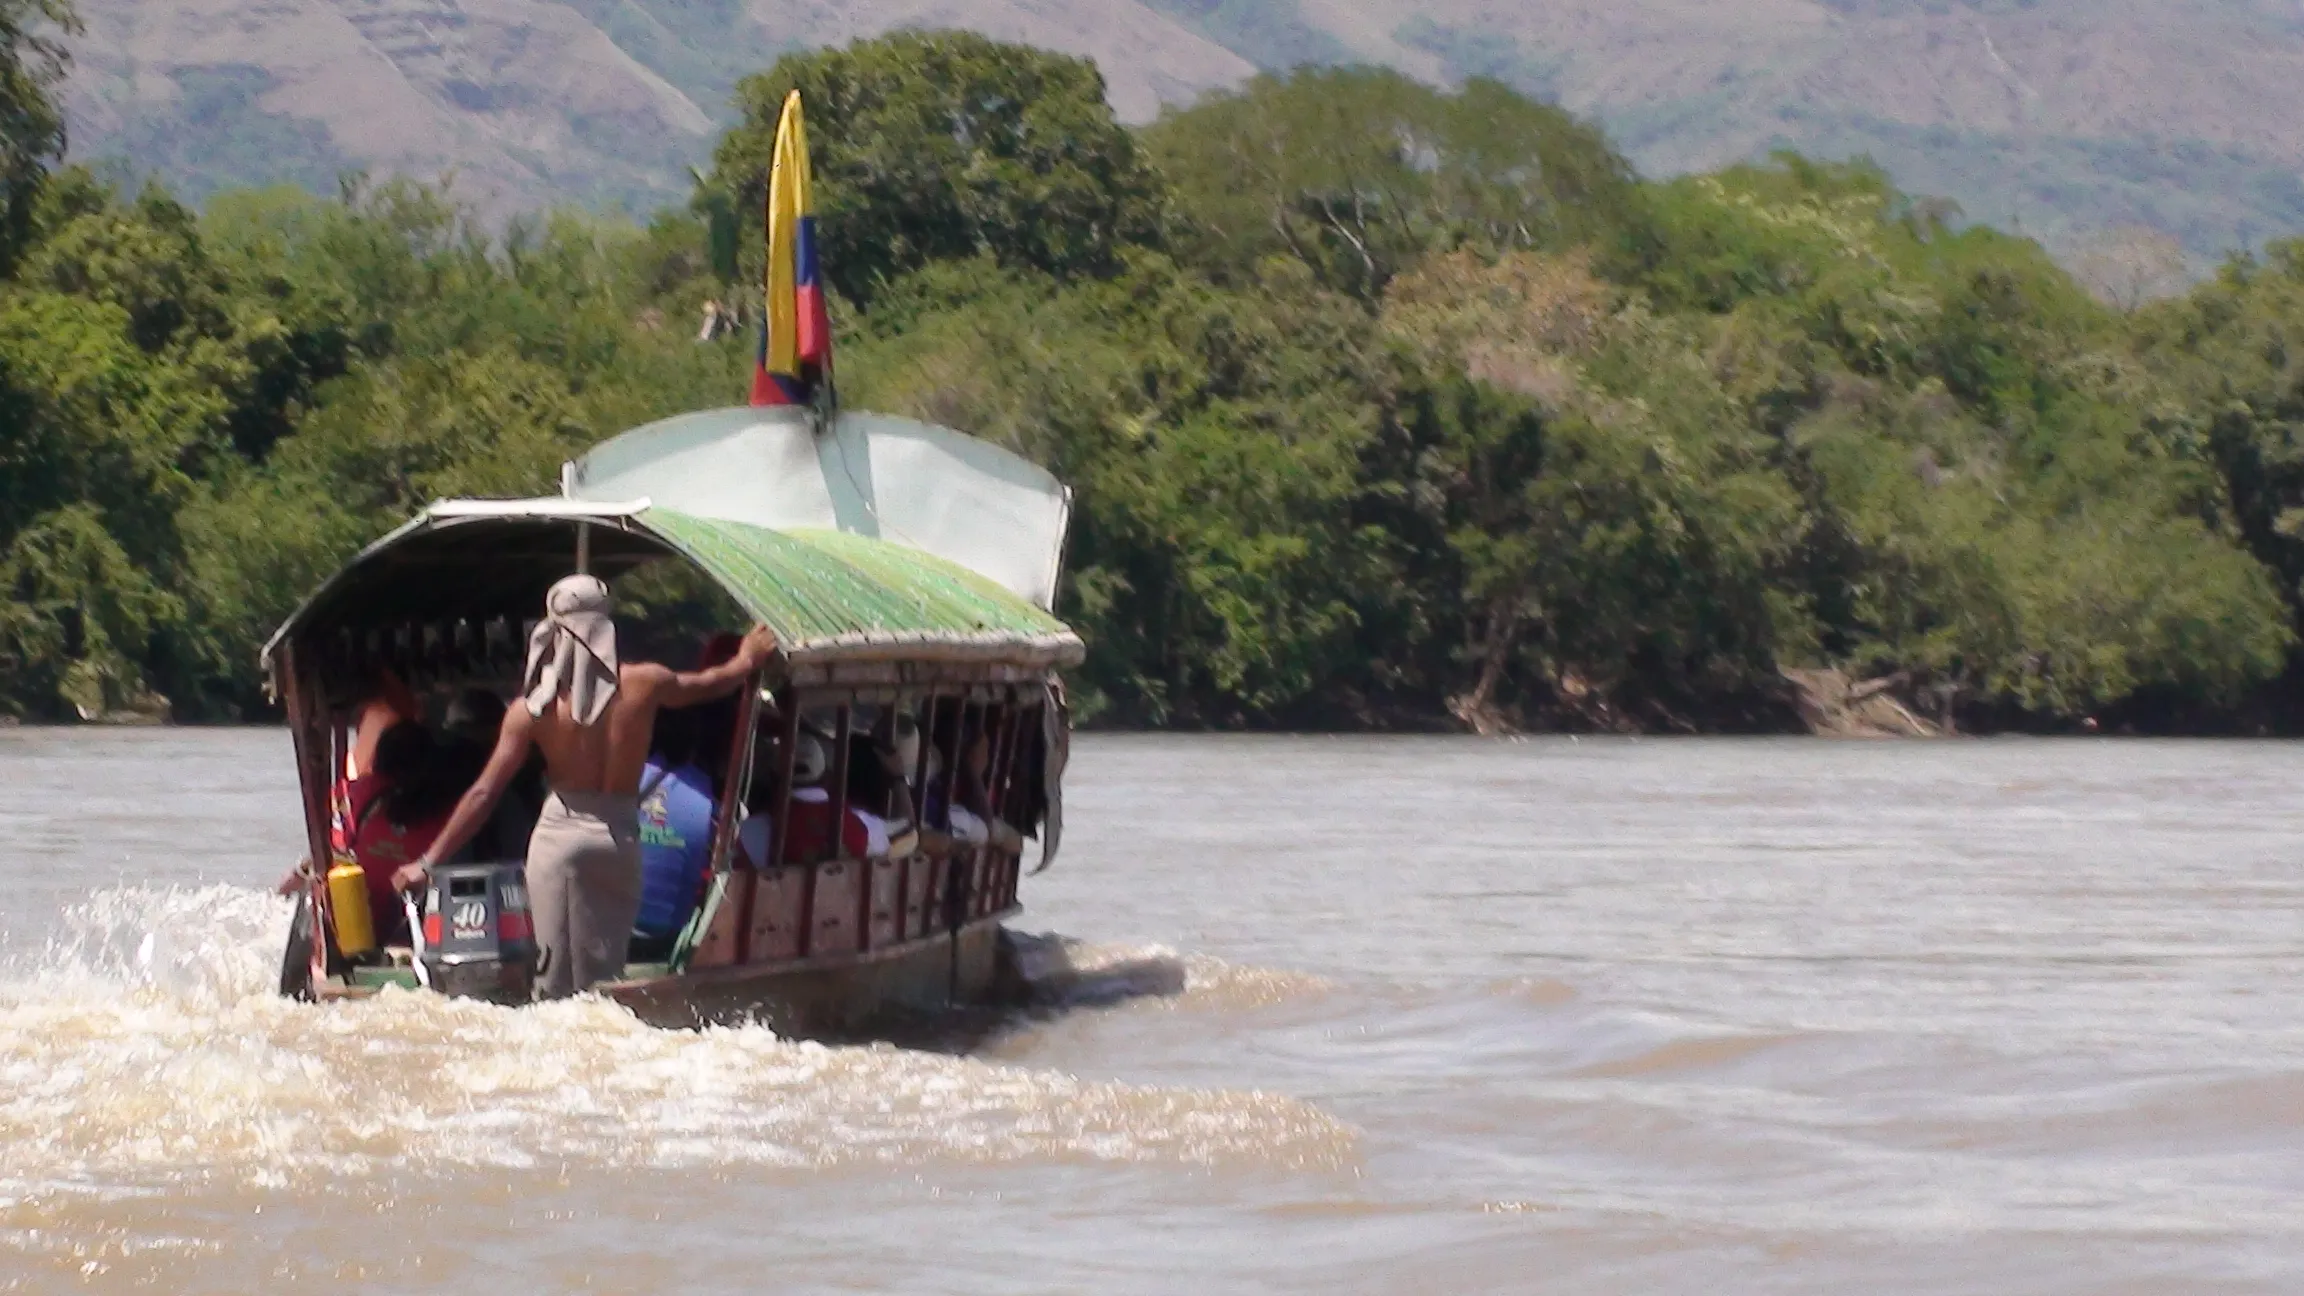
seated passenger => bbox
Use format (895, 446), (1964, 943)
(347, 669), (420, 784)
(840, 710), (916, 856)
(278, 669), (417, 897)
(944, 722), (1022, 853)
(444, 688), (535, 861)
(907, 706), (971, 857)
(872, 712), (920, 856)
(346, 721), (461, 940)
(442, 687), (503, 751)
(735, 735), (874, 864)
(930, 723), (994, 845)
(732, 748), (775, 870)
(632, 710), (717, 956)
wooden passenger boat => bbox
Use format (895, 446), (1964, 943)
(267, 404), (1079, 1033)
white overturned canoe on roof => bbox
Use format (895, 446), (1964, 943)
(564, 406), (1073, 613)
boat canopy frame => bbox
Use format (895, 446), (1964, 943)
(261, 497), (1085, 705)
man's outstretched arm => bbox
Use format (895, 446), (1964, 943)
(396, 706), (536, 892)
(655, 625), (778, 709)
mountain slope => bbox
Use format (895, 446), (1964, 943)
(57, 0), (2304, 256)
(1370, 0), (2304, 254)
(62, 0), (1251, 215)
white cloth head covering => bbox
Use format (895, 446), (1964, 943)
(524, 575), (619, 725)
(790, 734), (828, 785)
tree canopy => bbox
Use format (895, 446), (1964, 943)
(0, 0), (73, 267)
(1143, 67), (1639, 303)
(706, 31), (1165, 304)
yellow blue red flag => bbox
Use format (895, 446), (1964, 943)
(750, 90), (832, 407)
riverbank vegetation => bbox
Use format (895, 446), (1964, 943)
(7, 21), (2304, 733)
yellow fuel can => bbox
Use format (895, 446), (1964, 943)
(326, 859), (377, 958)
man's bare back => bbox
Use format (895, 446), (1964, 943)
(399, 625), (776, 891)
(527, 658), (748, 794)
(529, 663), (670, 796)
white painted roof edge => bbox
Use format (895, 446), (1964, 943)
(426, 497), (653, 520)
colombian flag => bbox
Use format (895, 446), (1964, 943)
(749, 91), (832, 407)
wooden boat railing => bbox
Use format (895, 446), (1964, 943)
(681, 678), (1041, 978)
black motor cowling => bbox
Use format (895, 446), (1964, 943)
(420, 862), (537, 1003)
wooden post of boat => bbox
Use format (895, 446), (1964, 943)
(991, 695), (1028, 909)
(855, 709), (876, 952)
(906, 690), (936, 940)
(280, 649), (330, 881)
(278, 642), (335, 995)
(1001, 696), (1026, 905)
(752, 694), (802, 962)
(1014, 695), (1042, 899)
(824, 703), (853, 954)
(787, 697), (818, 958)
(709, 668), (762, 866)
(699, 666), (763, 967)
(827, 702), (852, 832)
(943, 697), (977, 1001)
(929, 694), (953, 942)
(330, 708), (351, 901)
(972, 695), (997, 921)
(979, 692), (1022, 919)
(1000, 698), (1032, 854)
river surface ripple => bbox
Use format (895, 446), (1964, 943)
(0, 730), (2299, 1293)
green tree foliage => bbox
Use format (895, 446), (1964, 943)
(0, 0), (73, 267)
(1630, 159), (2292, 717)
(0, 163), (746, 718)
(1143, 67), (1638, 303)
(708, 31), (1164, 305)
(2127, 242), (2304, 714)
(4, 37), (2303, 732)
(844, 253), (1381, 724)
(1378, 251), (1803, 730)
(0, 503), (177, 719)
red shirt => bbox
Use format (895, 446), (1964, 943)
(346, 775), (450, 922)
(780, 789), (870, 863)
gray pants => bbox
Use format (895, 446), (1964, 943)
(527, 790), (642, 999)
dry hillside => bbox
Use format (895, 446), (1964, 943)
(58, 0), (2304, 254)
(62, 0), (1250, 215)
(1385, 0), (2304, 252)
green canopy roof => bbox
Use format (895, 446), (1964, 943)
(262, 499), (1083, 675)
(641, 508), (1080, 664)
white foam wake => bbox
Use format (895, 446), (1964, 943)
(0, 888), (1356, 1198)
(1004, 931), (1337, 1011)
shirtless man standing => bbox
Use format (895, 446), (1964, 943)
(395, 574), (776, 998)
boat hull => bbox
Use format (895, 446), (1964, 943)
(606, 915), (1009, 1032)
(309, 912), (1017, 1036)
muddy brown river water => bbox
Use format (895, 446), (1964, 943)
(1, 729), (2300, 1293)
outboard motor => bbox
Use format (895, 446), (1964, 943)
(420, 862), (537, 1003)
